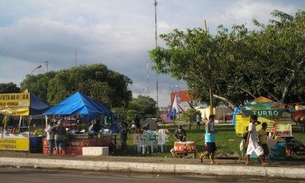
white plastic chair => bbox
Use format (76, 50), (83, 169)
(146, 130), (158, 153)
(132, 134), (142, 153)
(157, 134), (168, 152)
(141, 134), (150, 154)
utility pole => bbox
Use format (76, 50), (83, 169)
(204, 20), (214, 115)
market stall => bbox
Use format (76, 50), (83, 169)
(43, 91), (114, 156)
(235, 96), (288, 135)
(235, 96), (292, 159)
(0, 91), (50, 152)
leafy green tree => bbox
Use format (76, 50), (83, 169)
(111, 107), (128, 121)
(149, 27), (232, 109)
(181, 108), (201, 122)
(111, 95), (158, 122)
(0, 82), (20, 93)
(128, 95), (158, 118)
(21, 71), (56, 102)
(126, 109), (138, 123)
(149, 10), (305, 109)
(46, 64), (132, 108)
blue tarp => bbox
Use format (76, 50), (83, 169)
(232, 106), (241, 128)
(108, 123), (122, 133)
(30, 92), (50, 115)
(43, 91), (111, 122)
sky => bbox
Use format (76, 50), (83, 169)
(0, 0), (304, 108)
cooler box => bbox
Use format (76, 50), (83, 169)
(82, 146), (109, 156)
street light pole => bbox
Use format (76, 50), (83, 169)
(28, 65), (42, 91)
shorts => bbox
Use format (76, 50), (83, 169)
(55, 140), (65, 148)
(206, 142), (216, 153)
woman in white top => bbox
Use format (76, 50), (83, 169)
(45, 122), (54, 156)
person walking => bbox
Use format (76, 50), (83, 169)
(196, 114), (201, 130)
(258, 122), (269, 162)
(187, 117), (192, 130)
(53, 119), (67, 156)
(245, 115), (268, 166)
(200, 114), (217, 164)
(241, 126), (249, 158)
(45, 121), (54, 156)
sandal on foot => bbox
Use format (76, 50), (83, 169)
(261, 162), (268, 166)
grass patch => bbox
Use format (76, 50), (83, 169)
(113, 122), (305, 160)
(115, 123), (242, 157)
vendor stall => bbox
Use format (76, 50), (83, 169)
(0, 91), (50, 152)
(43, 91), (114, 156)
(235, 96), (287, 135)
(235, 96), (294, 160)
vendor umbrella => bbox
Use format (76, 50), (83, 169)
(241, 97), (284, 117)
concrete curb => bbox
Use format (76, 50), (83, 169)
(0, 157), (304, 179)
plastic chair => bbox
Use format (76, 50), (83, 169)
(132, 134), (142, 153)
(141, 131), (151, 154)
(157, 134), (168, 152)
(144, 130), (158, 153)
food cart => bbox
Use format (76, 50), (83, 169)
(0, 91), (49, 152)
(43, 91), (114, 156)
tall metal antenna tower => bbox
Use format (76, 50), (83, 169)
(153, 0), (159, 109)
(146, 60), (150, 93)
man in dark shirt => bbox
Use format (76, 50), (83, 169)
(170, 125), (186, 158)
(174, 125), (186, 142)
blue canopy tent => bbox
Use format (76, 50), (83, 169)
(43, 91), (112, 122)
(30, 92), (50, 115)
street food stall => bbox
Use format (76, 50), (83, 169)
(235, 96), (292, 159)
(0, 91), (50, 152)
(235, 96), (288, 135)
(43, 91), (114, 156)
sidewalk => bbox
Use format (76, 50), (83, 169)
(0, 151), (305, 179)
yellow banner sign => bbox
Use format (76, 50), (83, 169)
(0, 93), (30, 107)
(0, 138), (29, 151)
(235, 114), (275, 135)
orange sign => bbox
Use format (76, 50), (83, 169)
(170, 90), (193, 103)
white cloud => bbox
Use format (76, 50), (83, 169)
(0, 0), (303, 107)
(224, 0), (297, 29)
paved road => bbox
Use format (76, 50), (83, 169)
(0, 167), (302, 183)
